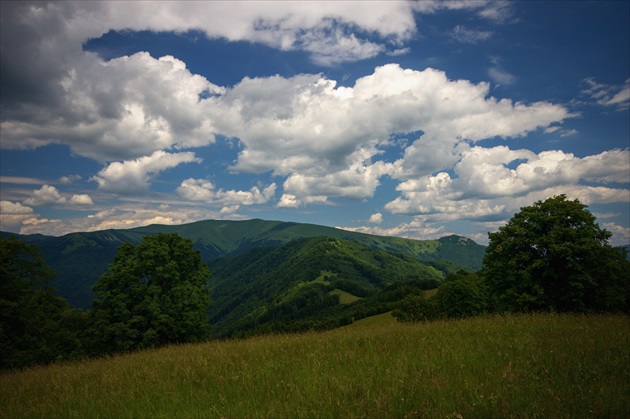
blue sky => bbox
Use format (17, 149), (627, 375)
(1, 1), (628, 245)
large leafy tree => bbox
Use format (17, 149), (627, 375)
(483, 195), (629, 313)
(0, 236), (87, 370)
(91, 233), (212, 354)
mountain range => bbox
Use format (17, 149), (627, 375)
(2, 219), (487, 336)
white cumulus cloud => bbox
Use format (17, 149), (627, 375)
(92, 151), (201, 194)
(24, 185), (67, 206)
(22, 185), (94, 207)
(221, 64), (571, 188)
(384, 147), (630, 225)
(0, 201), (34, 232)
(176, 178), (277, 211)
(369, 213), (383, 224)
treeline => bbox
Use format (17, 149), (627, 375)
(394, 196), (630, 323)
(1, 236), (90, 370)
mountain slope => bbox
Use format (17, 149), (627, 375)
(1, 219), (486, 308)
(207, 236), (444, 337)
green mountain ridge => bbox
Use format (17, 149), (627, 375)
(0, 218), (487, 309)
(207, 236), (446, 337)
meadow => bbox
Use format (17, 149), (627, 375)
(1, 313), (628, 418)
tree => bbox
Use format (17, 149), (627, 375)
(483, 195), (629, 313)
(91, 233), (212, 354)
(392, 292), (439, 322)
(436, 271), (488, 318)
(0, 236), (87, 370)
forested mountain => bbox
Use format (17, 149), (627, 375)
(207, 236), (445, 337)
(1, 219), (486, 308)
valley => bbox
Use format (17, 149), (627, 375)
(1, 219), (486, 337)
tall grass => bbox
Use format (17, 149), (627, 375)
(1, 313), (628, 418)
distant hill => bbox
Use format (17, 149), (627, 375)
(1, 219), (486, 308)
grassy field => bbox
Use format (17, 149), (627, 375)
(1, 313), (628, 418)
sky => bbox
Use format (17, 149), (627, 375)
(1, 1), (629, 245)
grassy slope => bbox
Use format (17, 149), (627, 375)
(329, 289), (361, 304)
(2, 313), (628, 418)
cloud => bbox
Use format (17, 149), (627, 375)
(369, 213), (383, 224)
(23, 185), (67, 206)
(0, 201), (34, 232)
(103, 2), (418, 64)
(0, 176), (46, 185)
(91, 151), (201, 194)
(2, 52), (223, 161)
(292, 22), (386, 66)
(0, 0), (417, 109)
(581, 78), (630, 111)
(277, 154), (393, 207)
(223, 64), (570, 189)
(15, 209), (184, 237)
(450, 25), (493, 44)
(412, 0), (515, 23)
(475, 1), (514, 22)
(176, 178), (276, 211)
(387, 48), (411, 57)
(0, 1), (522, 165)
(602, 222), (630, 246)
(13, 204), (249, 236)
(277, 194), (302, 209)
(376, 182), (629, 246)
(488, 67), (517, 86)
(1, 2), (539, 210)
(340, 219), (447, 241)
(59, 175), (82, 184)
(2, 0), (625, 243)
(22, 184), (94, 207)
(384, 147), (630, 223)
(69, 194), (94, 206)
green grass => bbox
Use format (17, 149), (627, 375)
(308, 270), (334, 285)
(329, 288), (362, 304)
(1, 313), (628, 418)
(311, 270), (363, 304)
(346, 311), (395, 327)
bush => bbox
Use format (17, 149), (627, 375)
(392, 293), (439, 322)
(436, 276), (488, 318)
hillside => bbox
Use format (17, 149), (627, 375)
(207, 236), (444, 337)
(2, 314), (627, 418)
(1, 218), (486, 308)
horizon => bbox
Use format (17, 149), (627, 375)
(0, 216), (484, 244)
(1, 1), (628, 246)
(5, 217), (629, 253)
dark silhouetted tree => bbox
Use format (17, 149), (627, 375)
(483, 195), (629, 313)
(91, 233), (212, 354)
(392, 292), (439, 322)
(436, 272), (488, 318)
(0, 236), (87, 370)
